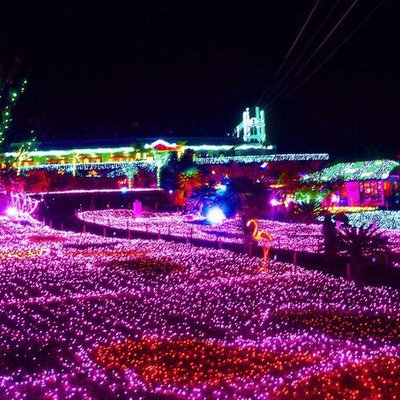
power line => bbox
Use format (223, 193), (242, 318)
(264, 0), (361, 108)
(294, 0), (359, 79)
(284, 0), (321, 63)
(269, 0), (341, 101)
(286, 0), (386, 100)
(255, 0), (320, 107)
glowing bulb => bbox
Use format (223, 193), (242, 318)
(270, 199), (280, 206)
(6, 206), (18, 217)
(206, 207), (226, 225)
(216, 184), (227, 192)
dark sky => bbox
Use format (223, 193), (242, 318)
(0, 0), (399, 158)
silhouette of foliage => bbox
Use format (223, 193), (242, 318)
(336, 225), (391, 268)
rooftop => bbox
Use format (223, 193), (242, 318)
(303, 159), (400, 183)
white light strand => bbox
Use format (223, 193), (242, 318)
(195, 153), (329, 165)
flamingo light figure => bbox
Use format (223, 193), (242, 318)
(247, 219), (274, 273)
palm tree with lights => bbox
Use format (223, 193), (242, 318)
(152, 150), (171, 188)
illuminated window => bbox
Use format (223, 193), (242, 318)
(384, 181), (392, 197)
(359, 181), (383, 205)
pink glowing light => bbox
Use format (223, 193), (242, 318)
(270, 199), (281, 207)
(0, 213), (398, 397)
(26, 188), (163, 196)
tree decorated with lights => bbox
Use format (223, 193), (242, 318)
(13, 137), (38, 176)
(0, 66), (28, 149)
(70, 151), (81, 177)
(107, 163), (139, 188)
(152, 150), (171, 188)
(0, 62), (36, 192)
(291, 185), (330, 223)
(178, 167), (201, 194)
(0, 137), (38, 194)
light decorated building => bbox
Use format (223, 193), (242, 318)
(303, 160), (400, 209)
(1, 107), (329, 175)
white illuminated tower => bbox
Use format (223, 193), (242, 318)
(235, 107), (266, 144)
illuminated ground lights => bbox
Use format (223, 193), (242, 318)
(78, 210), (325, 253)
(0, 216), (399, 398)
(78, 209), (400, 254)
(345, 210), (400, 230)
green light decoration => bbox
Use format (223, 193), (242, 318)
(152, 150), (171, 188)
(107, 163), (139, 188)
(178, 167), (202, 196)
(14, 138), (38, 175)
(235, 107), (266, 143)
(71, 151), (81, 177)
(294, 186), (330, 205)
(5, 146), (135, 158)
(0, 76), (28, 148)
(182, 167), (198, 178)
(303, 160), (400, 183)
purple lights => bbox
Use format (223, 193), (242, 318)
(0, 213), (398, 398)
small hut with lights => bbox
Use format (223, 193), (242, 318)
(303, 160), (400, 209)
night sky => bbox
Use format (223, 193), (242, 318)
(0, 0), (399, 158)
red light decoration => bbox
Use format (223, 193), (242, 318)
(95, 337), (322, 388)
(29, 235), (67, 243)
(103, 258), (186, 276)
(274, 309), (400, 341)
(67, 249), (147, 258)
(273, 356), (400, 399)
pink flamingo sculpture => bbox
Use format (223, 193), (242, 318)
(247, 219), (274, 273)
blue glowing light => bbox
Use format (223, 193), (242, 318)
(216, 184), (227, 192)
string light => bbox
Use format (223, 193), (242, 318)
(27, 188), (162, 196)
(18, 160), (154, 173)
(195, 153), (329, 165)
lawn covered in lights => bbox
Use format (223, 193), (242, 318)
(0, 216), (399, 398)
(78, 209), (400, 254)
